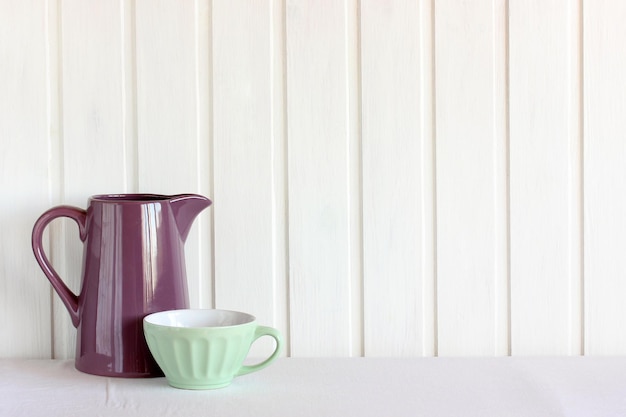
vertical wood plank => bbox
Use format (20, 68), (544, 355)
(61, 0), (128, 196)
(0, 0), (53, 358)
(54, 0), (129, 358)
(286, 0), (359, 356)
(270, 0), (290, 355)
(360, 0), (435, 356)
(135, 0), (212, 308)
(194, 0), (213, 309)
(435, 0), (509, 356)
(135, 0), (198, 193)
(584, 0), (626, 355)
(212, 0), (287, 356)
(509, 0), (583, 355)
(345, 0), (362, 358)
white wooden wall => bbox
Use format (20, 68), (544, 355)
(1, 0), (626, 359)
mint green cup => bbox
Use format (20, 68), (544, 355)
(143, 309), (283, 389)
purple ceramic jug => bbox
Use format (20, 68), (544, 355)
(32, 194), (212, 377)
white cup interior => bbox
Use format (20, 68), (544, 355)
(145, 309), (255, 328)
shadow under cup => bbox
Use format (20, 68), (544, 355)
(143, 309), (283, 390)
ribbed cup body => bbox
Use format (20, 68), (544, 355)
(144, 315), (256, 389)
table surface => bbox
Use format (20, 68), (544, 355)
(2, 357), (626, 417)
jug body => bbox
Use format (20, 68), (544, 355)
(32, 194), (212, 377)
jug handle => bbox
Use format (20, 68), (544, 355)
(32, 206), (87, 328)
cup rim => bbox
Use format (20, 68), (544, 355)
(144, 309), (256, 329)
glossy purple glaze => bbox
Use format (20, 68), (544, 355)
(32, 194), (212, 378)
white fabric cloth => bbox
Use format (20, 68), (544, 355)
(2, 357), (626, 417)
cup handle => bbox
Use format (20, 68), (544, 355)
(236, 325), (283, 376)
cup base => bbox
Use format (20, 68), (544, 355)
(167, 380), (233, 390)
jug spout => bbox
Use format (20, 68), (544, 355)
(169, 194), (212, 241)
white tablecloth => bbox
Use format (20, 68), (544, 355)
(2, 357), (626, 416)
